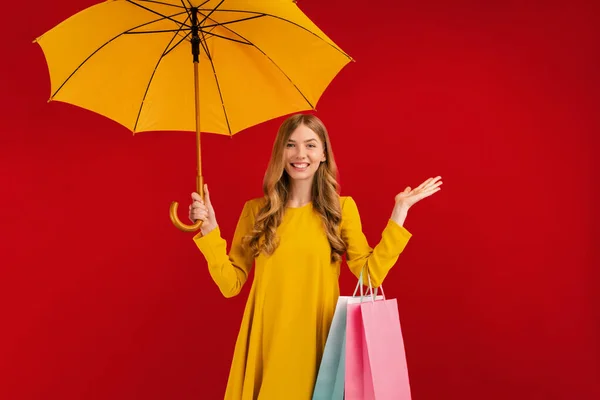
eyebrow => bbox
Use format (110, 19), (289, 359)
(287, 139), (318, 143)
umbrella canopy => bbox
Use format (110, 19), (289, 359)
(35, 0), (352, 135)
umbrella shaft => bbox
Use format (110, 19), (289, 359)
(194, 57), (203, 198)
(189, 7), (203, 198)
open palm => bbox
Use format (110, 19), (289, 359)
(395, 176), (443, 209)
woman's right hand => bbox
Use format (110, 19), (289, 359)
(189, 184), (218, 236)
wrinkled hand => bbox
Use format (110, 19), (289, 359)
(189, 184), (218, 236)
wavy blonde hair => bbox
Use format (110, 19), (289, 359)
(244, 114), (346, 263)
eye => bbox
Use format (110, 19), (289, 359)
(286, 143), (295, 148)
(307, 143), (317, 148)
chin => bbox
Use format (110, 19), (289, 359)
(286, 169), (315, 181)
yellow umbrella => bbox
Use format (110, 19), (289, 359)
(35, 0), (352, 231)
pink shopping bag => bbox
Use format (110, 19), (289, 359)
(345, 272), (412, 400)
(360, 297), (412, 400)
(345, 298), (375, 400)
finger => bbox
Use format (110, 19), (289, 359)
(423, 176), (442, 189)
(192, 205), (208, 214)
(192, 192), (205, 206)
(191, 192), (202, 201)
(204, 184), (213, 208)
(194, 211), (208, 220)
(419, 184), (442, 196)
(428, 180), (443, 190)
(404, 186), (411, 193)
(420, 187), (442, 199)
(415, 177), (434, 191)
(191, 210), (208, 220)
(427, 187), (442, 197)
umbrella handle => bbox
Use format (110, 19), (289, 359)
(169, 55), (205, 233)
(169, 201), (203, 232)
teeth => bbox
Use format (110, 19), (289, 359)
(293, 163), (308, 168)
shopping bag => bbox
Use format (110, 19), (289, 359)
(345, 270), (412, 400)
(312, 296), (350, 400)
(361, 297), (412, 399)
(345, 296), (373, 400)
(345, 271), (381, 400)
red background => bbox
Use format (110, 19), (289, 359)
(1, 0), (598, 399)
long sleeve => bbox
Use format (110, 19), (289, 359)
(340, 196), (412, 287)
(193, 200), (257, 298)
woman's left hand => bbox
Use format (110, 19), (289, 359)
(395, 176), (443, 210)
(391, 176), (442, 226)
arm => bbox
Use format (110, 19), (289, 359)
(192, 200), (256, 298)
(341, 197), (412, 287)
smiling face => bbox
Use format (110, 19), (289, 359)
(283, 123), (327, 182)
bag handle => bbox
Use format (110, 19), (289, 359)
(352, 267), (386, 302)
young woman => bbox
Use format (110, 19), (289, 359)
(189, 113), (442, 400)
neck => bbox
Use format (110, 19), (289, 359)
(287, 178), (313, 207)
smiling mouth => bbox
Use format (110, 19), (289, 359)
(291, 163), (309, 170)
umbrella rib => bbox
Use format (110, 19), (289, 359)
(199, 29), (251, 45)
(125, 29), (188, 34)
(136, 0), (186, 9)
(133, 15), (191, 133)
(195, 15), (267, 46)
(195, 14), (253, 46)
(198, 8), (352, 60)
(198, 29), (232, 135)
(127, 0), (191, 28)
(197, 10), (315, 110)
(163, 31), (192, 57)
(51, 10), (189, 99)
(202, 14), (266, 30)
(199, 0), (224, 26)
(161, 18), (191, 57)
(180, 0), (192, 20)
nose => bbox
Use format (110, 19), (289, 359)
(298, 146), (307, 159)
(296, 147), (307, 159)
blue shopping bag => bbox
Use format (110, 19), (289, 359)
(312, 296), (349, 400)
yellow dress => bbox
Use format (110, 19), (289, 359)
(193, 196), (412, 400)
